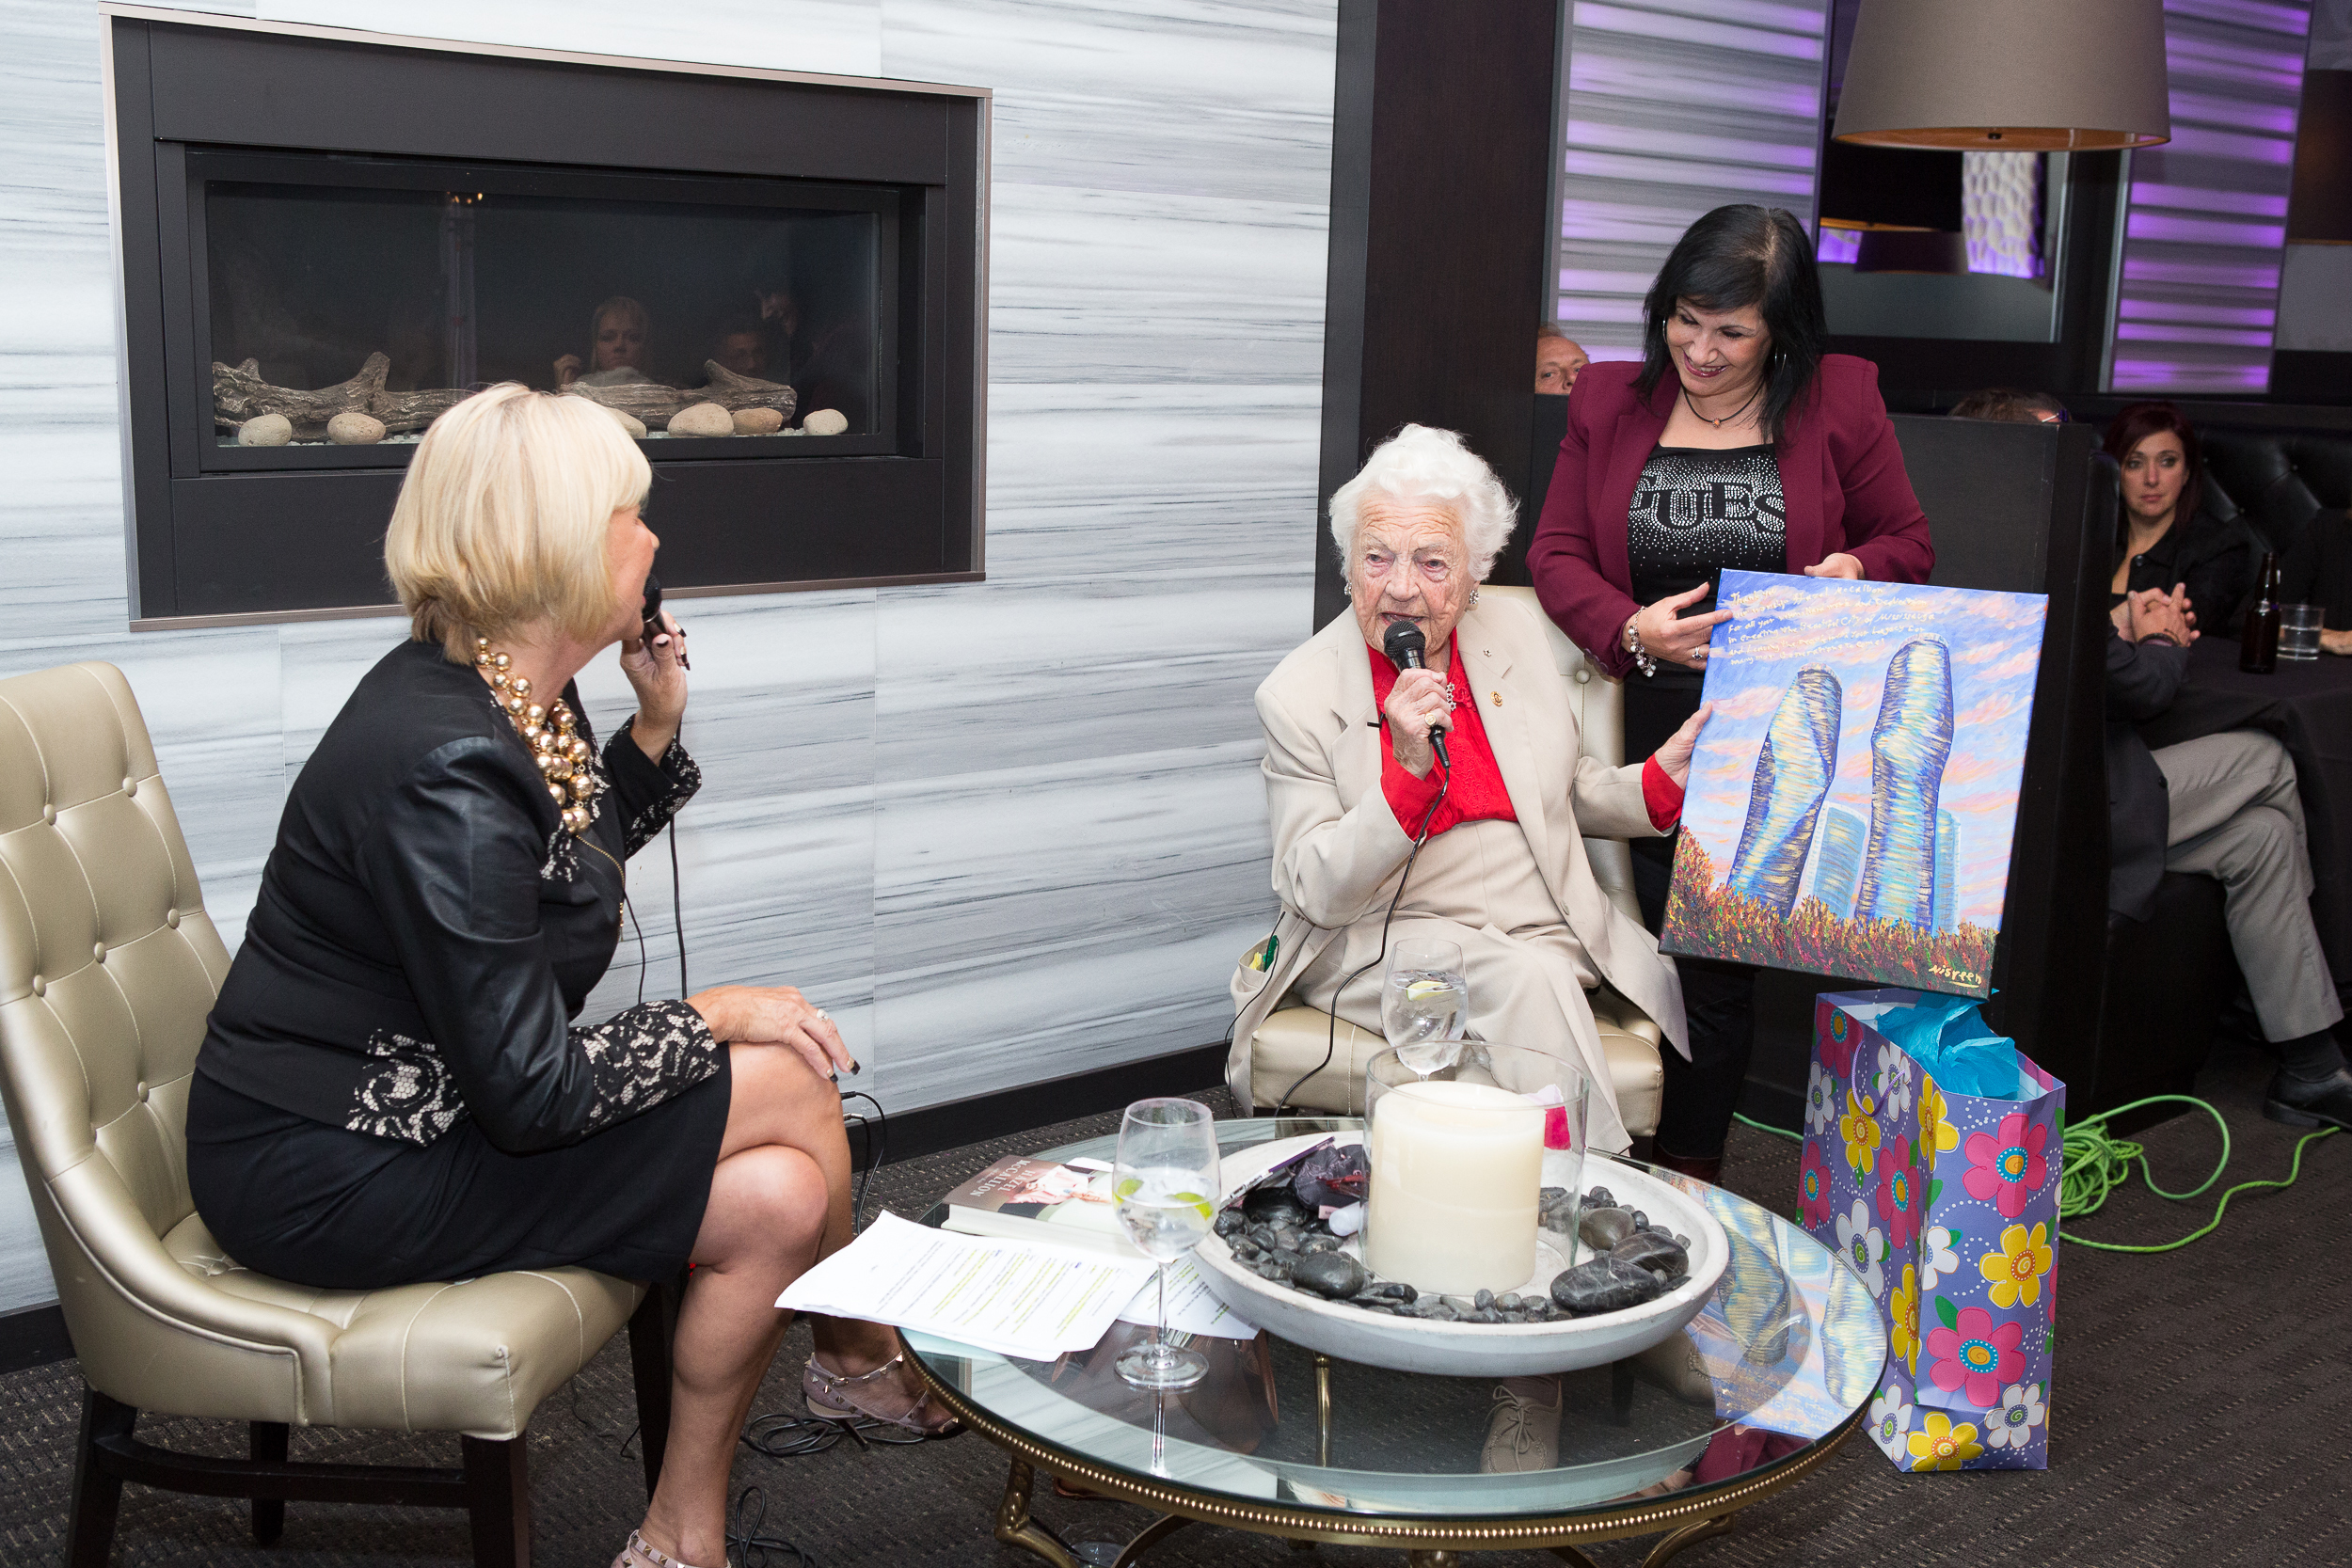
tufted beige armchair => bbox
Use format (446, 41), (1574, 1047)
(0, 662), (676, 1566)
(1244, 585), (1667, 1138)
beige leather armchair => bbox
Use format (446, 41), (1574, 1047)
(0, 663), (675, 1567)
(1246, 585), (1667, 1137)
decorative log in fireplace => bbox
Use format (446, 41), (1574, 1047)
(211, 356), (798, 440)
(111, 12), (986, 624)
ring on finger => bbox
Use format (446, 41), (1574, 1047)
(812, 1006), (831, 1022)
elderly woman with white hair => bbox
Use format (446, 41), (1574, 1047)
(1227, 424), (1708, 1155)
(187, 385), (951, 1568)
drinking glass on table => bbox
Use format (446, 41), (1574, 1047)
(2280, 603), (2324, 662)
(1113, 1098), (1220, 1391)
(1382, 937), (1469, 1079)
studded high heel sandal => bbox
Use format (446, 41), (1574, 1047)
(803, 1350), (962, 1437)
(612, 1528), (728, 1568)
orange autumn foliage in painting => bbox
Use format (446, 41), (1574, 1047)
(1662, 835), (1996, 992)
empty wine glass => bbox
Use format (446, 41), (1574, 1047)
(1113, 1098), (1220, 1391)
(1382, 937), (1469, 1079)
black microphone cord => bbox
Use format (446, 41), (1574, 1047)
(1273, 754), (1450, 1115)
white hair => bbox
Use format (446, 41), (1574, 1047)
(1328, 424), (1518, 581)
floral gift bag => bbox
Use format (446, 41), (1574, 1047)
(1801, 988), (2064, 1473)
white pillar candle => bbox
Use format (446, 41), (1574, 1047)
(1364, 1080), (1545, 1295)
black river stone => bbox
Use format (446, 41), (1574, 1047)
(1243, 1187), (1311, 1227)
(1291, 1252), (1369, 1300)
(1550, 1256), (1667, 1315)
(1578, 1206), (1636, 1250)
(1611, 1231), (1690, 1281)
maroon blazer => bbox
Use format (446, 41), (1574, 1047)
(1528, 355), (1934, 677)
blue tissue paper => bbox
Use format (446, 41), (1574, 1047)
(1875, 992), (2022, 1100)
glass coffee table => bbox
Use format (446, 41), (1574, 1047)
(904, 1117), (1885, 1567)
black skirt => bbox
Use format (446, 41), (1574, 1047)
(185, 1056), (731, 1291)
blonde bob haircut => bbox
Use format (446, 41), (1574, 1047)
(1328, 423), (1518, 583)
(387, 384), (651, 663)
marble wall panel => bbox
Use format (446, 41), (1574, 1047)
(0, 0), (134, 653)
(278, 616), (410, 782)
(870, 738), (1274, 1102)
(872, 578), (1301, 779)
(881, 0), (1336, 203)
(258, 0), (883, 76)
(986, 184), (1331, 385)
(978, 382), (1323, 586)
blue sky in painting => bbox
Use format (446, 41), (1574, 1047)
(1681, 572), (2048, 928)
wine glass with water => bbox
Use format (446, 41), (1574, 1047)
(1113, 1098), (1220, 1391)
(1382, 937), (1469, 1078)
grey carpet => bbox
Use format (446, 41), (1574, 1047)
(1, 1037), (2344, 1568)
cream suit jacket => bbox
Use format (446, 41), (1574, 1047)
(1225, 594), (1689, 1112)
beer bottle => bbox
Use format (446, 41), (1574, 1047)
(2240, 551), (2280, 673)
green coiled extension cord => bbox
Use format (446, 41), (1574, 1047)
(1732, 1099), (2339, 1254)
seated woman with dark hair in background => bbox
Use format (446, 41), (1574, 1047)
(2280, 507), (2352, 656)
(2105, 402), (2251, 633)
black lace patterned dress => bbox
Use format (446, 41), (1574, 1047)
(188, 638), (723, 1289)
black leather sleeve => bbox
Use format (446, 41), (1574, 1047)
(351, 734), (722, 1151)
(607, 719), (703, 857)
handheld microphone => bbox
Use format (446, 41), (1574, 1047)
(640, 574), (688, 670)
(1380, 621), (1449, 769)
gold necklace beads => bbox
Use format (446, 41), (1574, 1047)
(475, 638), (597, 835)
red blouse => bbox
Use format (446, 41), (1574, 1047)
(1368, 643), (1683, 839)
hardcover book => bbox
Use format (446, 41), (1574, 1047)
(939, 1156), (1141, 1259)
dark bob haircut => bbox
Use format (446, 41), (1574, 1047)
(2101, 402), (2204, 547)
(1634, 205), (1825, 444)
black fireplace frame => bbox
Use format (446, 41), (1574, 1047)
(105, 8), (990, 626)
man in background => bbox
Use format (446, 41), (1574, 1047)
(1536, 323), (1587, 394)
(2107, 587), (2352, 1131)
(1949, 387), (2068, 424)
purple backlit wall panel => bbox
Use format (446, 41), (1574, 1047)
(2110, 0), (2312, 393)
(1554, 0), (1834, 362)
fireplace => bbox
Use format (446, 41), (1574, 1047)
(108, 10), (987, 623)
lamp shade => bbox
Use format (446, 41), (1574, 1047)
(1834, 0), (2170, 151)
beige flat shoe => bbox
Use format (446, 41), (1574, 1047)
(1480, 1376), (1562, 1473)
(612, 1527), (729, 1568)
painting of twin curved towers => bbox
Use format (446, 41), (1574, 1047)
(1661, 572), (2047, 998)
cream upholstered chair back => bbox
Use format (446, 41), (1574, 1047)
(0, 664), (238, 1387)
(0, 661), (652, 1446)
(0, 662), (678, 1564)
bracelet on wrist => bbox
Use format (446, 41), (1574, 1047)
(1622, 613), (1658, 678)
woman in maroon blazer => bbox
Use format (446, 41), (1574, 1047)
(1528, 204), (1933, 1181)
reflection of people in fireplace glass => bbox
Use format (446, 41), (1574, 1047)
(710, 316), (769, 378)
(554, 295), (654, 388)
(756, 286), (867, 430)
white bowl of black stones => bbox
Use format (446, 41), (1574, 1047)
(1191, 1132), (1730, 1377)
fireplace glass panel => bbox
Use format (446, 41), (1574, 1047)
(202, 171), (884, 451)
